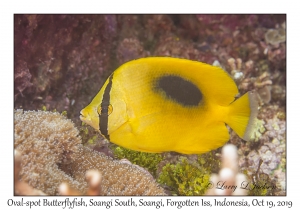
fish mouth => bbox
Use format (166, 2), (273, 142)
(79, 114), (84, 121)
(79, 109), (97, 129)
(79, 110), (88, 122)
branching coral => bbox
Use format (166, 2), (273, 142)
(227, 57), (273, 105)
(206, 144), (248, 195)
(58, 170), (102, 195)
(14, 110), (165, 195)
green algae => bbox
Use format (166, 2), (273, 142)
(111, 145), (163, 176)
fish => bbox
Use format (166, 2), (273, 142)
(80, 57), (258, 154)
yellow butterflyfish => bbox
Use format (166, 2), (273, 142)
(80, 57), (258, 154)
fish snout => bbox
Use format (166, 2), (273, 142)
(79, 109), (90, 122)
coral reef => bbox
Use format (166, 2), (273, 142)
(63, 146), (165, 195)
(14, 109), (83, 194)
(15, 148), (104, 196)
(14, 150), (46, 195)
(236, 105), (286, 195)
(116, 37), (149, 65)
(221, 56), (286, 196)
(59, 170), (102, 195)
(14, 14), (286, 116)
(14, 15), (286, 196)
(14, 60), (32, 99)
(226, 57), (273, 105)
(14, 15), (118, 121)
(14, 110), (165, 195)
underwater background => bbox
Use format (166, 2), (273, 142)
(14, 14), (286, 195)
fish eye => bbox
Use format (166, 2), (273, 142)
(97, 104), (113, 116)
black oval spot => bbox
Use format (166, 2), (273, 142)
(154, 75), (202, 106)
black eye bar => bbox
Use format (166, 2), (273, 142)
(99, 73), (114, 140)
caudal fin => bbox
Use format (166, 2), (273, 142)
(226, 91), (258, 141)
